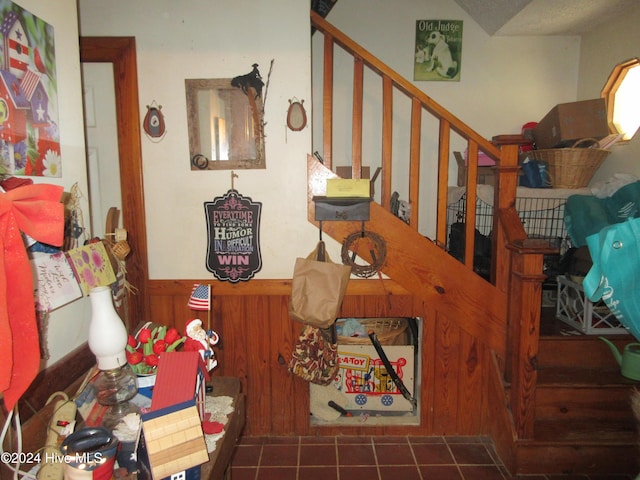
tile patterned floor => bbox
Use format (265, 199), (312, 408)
(229, 435), (634, 480)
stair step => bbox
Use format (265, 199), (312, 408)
(537, 365), (637, 387)
(536, 387), (635, 421)
(538, 335), (632, 369)
(516, 440), (638, 475)
(520, 418), (638, 473)
(534, 417), (636, 444)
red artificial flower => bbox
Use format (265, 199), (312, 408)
(164, 327), (180, 345)
(152, 339), (167, 355)
(127, 335), (138, 348)
(126, 350), (143, 365)
(144, 354), (159, 367)
(137, 328), (152, 343)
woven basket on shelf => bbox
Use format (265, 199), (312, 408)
(528, 138), (610, 189)
(337, 317), (408, 345)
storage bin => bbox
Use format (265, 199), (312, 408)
(556, 275), (627, 335)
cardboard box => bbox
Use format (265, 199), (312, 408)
(533, 99), (609, 149)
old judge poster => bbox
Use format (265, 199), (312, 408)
(414, 19), (463, 82)
(205, 189), (262, 283)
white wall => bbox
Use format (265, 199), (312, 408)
(78, 0), (318, 279)
(577, 3), (640, 184)
(13, 0), (91, 365)
(324, 0), (581, 138)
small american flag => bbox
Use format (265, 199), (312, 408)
(187, 284), (211, 311)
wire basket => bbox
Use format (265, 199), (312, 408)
(529, 138), (610, 189)
(338, 317), (408, 345)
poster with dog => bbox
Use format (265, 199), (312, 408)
(414, 20), (463, 81)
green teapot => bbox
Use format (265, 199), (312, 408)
(599, 337), (640, 381)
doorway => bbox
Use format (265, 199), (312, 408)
(79, 37), (149, 329)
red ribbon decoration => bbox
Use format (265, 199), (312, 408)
(0, 184), (64, 411)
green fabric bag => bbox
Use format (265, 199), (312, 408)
(565, 181), (640, 247)
(583, 217), (640, 341)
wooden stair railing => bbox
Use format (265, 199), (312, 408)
(312, 11), (505, 279)
(311, 12), (553, 441)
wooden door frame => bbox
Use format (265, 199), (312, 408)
(80, 37), (149, 329)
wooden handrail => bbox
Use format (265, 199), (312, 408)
(312, 11), (502, 161)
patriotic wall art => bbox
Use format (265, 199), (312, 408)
(204, 189), (262, 282)
(0, 1), (60, 177)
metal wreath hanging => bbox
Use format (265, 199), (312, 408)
(341, 230), (387, 278)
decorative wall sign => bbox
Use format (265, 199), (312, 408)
(204, 189), (262, 282)
(0, 1), (60, 176)
(286, 98), (307, 131)
(143, 101), (166, 140)
(414, 20), (463, 82)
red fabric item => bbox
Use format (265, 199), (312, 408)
(0, 184), (64, 410)
(201, 420), (224, 435)
(0, 176), (33, 191)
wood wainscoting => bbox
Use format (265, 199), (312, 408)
(148, 279), (494, 437)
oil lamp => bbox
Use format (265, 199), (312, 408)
(88, 286), (138, 429)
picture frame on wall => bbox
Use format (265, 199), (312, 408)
(0, 0), (61, 177)
(414, 20), (463, 82)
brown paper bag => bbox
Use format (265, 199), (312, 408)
(289, 241), (351, 328)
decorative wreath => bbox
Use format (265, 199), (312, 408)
(341, 230), (387, 278)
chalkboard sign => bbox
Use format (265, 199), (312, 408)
(204, 189), (262, 283)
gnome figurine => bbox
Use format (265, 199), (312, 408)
(184, 318), (220, 371)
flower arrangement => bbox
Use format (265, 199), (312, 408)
(126, 324), (185, 375)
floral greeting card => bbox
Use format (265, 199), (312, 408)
(66, 241), (115, 295)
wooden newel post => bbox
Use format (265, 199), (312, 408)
(506, 242), (549, 439)
(491, 135), (550, 439)
(491, 135), (528, 292)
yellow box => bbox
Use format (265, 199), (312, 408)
(326, 179), (371, 198)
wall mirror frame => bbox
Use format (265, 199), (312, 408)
(186, 78), (266, 170)
(80, 37), (150, 328)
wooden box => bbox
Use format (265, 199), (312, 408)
(454, 151), (494, 186)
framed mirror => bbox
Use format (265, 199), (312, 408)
(186, 78), (265, 170)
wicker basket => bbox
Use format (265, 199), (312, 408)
(337, 317), (408, 345)
(528, 138), (610, 189)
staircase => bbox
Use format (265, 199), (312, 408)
(513, 334), (637, 474)
(309, 11), (639, 475)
